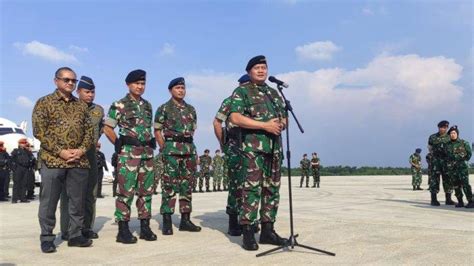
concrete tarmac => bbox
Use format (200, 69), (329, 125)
(1, 175), (473, 265)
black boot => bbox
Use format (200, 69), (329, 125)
(139, 219), (157, 241)
(179, 213), (201, 232)
(430, 193), (440, 206)
(227, 214), (242, 236)
(213, 186), (216, 192)
(116, 221), (137, 244)
(455, 197), (464, 208)
(417, 186), (423, 190)
(68, 235), (93, 247)
(242, 225), (258, 251)
(206, 188), (211, 192)
(445, 193), (456, 205)
(199, 188), (203, 193)
(259, 222), (288, 246)
(253, 223), (260, 233)
(299, 179), (303, 188)
(162, 214), (173, 235)
(465, 200), (474, 208)
(317, 182), (320, 188)
(413, 186), (416, 191)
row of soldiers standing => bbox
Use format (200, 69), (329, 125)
(299, 153), (321, 188)
(196, 149), (228, 192)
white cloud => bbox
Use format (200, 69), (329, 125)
(159, 43), (175, 56)
(16, 96), (34, 108)
(362, 7), (374, 16)
(14, 40), (78, 63)
(69, 45), (89, 53)
(295, 41), (341, 61)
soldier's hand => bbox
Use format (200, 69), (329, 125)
(264, 118), (282, 136)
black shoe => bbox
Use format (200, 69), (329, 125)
(199, 189), (203, 193)
(312, 185), (316, 188)
(82, 230), (99, 239)
(317, 183), (320, 188)
(41, 241), (56, 253)
(116, 221), (137, 244)
(259, 222), (288, 246)
(431, 193), (440, 206)
(227, 214), (242, 236)
(218, 188), (222, 191)
(179, 213), (201, 232)
(162, 214), (173, 235)
(11, 200), (18, 204)
(242, 225), (258, 251)
(139, 219), (157, 241)
(68, 235), (93, 247)
(417, 186), (423, 190)
(20, 199), (30, 203)
(192, 189), (197, 193)
(413, 186), (416, 191)
(27, 195), (35, 200)
(445, 193), (456, 205)
(455, 198), (464, 208)
(466, 200), (474, 208)
(61, 233), (69, 241)
(206, 189), (211, 192)
(97, 195), (105, 198)
(0, 198), (8, 201)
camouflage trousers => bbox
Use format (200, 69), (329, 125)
(153, 173), (161, 194)
(199, 170), (210, 191)
(222, 162), (229, 189)
(300, 168), (310, 187)
(115, 155), (154, 222)
(225, 146), (243, 215)
(312, 168), (320, 185)
(429, 158), (453, 194)
(161, 154), (196, 214)
(411, 167), (422, 186)
(239, 151), (282, 225)
(449, 166), (473, 201)
(213, 166), (224, 189)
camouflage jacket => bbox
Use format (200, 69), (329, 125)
(154, 153), (164, 179)
(428, 132), (450, 159)
(199, 154), (212, 172)
(32, 89), (93, 168)
(154, 99), (197, 156)
(229, 82), (286, 154)
(446, 138), (472, 171)
(87, 103), (104, 147)
(409, 153), (421, 169)
(105, 93), (154, 159)
(311, 157), (320, 169)
(212, 154), (224, 169)
(300, 158), (310, 169)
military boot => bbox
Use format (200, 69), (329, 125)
(162, 214), (173, 235)
(199, 187), (204, 193)
(465, 200), (474, 208)
(317, 182), (320, 188)
(227, 214), (242, 236)
(455, 197), (464, 208)
(445, 193), (456, 205)
(259, 222), (288, 246)
(413, 186), (416, 191)
(213, 185), (216, 192)
(116, 221), (137, 244)
(242, 225), (258, 251)
(139, 219), (157, 241)
(430, 192), (440, 206)
(417, 186), (423, 190)
(179, 213), (201, 232)
(206, 187), (211, 192)
(299, 179), (303, 188)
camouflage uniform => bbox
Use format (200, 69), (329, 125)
(154, 99), (197, 215)
(212, 153), (224, 191)
(426, 152), (433, 186)
(409, 153), (422, 188)
(153, 153), (164, 194)
(428, 133), (453, 194)
(198, 154), (212, 192)
(311, 157), (321, 187)
(446, 138), (472, 202)
(105, 93), (155, 222)
(299, 157), (310, 187)
(222, 154), (229, 191)
(229, 82), (286, 225)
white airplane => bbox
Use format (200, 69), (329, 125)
(0, 117), (40, 153)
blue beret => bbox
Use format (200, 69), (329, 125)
(415, 148), (422, 153)
(238, 74), (250, 84)
(246, 55), (267, 71)
(77, 76), (95, 90)
(437, 120), (449, 128)
(168, 77), (185, 90)
(125, 69), (146, 84)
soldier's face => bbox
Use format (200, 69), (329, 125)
(450, 131), (458, 140)
(248, 64), (268, 84)
(54, 70), (77, 95)
(128, 80), (146, 97)
(170, 85), (186, 100)
(77, 88), (95, 104)
(438, 126), (448, 134)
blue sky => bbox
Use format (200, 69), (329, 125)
(1, 0), (472, 167)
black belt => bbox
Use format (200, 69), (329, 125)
(120, 136), (155, 147)
(165, 136), (193, 144)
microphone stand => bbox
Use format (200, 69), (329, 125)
(256, 84), (336, 258)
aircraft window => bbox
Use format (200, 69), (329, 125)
(0, 128), (15, 135)
(14, 128), (25, 134)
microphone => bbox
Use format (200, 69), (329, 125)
(268, 76), (289, 88)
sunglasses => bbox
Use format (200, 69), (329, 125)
(56, 77), (78, 84)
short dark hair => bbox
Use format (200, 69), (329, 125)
(55, 67), (75, 78)
(204, 149), (210, 153)
(215, 149), (220, 153)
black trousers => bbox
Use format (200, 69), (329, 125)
(97, 169), (104, 197)
(0, 169), (8, 199)
(12, 166), (28, 202)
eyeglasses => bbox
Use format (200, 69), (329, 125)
(56, 77), (78, 84)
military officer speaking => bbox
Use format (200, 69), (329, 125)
(104, 69), (157, 243)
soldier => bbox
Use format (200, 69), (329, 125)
(154, 77), (201, 235)
(212, 149), (224, 191)
(445, 126), (473, 208)
(409, 148), (423, 190)
(33, 67), (94, 252)
(111, 152), (118, 197)
(311, 152), (321, 188)
(153, 153), (164, 195)
(10, 138), (31, 203)
(25, 142), (37, 200)
(199, 149), (212, 192)
(60, 76), (104, 241)
(104, 69), (157, 243)
(300, 154), (310, 188)
(0, 141), (10, 201)
(96, 143), (108, 198)
(426, 149), (433, 187)
(229, 55), (287, 250)
(428, 120), (455, 206)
